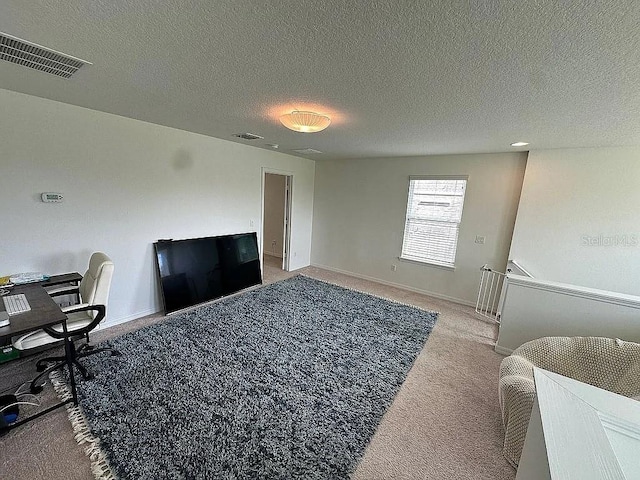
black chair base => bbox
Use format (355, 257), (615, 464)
(30, 342), (120, 394)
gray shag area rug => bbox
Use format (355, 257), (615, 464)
(55, 275), (438, 479)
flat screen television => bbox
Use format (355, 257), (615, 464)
(154, 232), (262, 314)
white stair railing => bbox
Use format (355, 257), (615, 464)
(506, 259), (534, 277)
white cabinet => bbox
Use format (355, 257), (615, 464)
(517, 368), (640, 480)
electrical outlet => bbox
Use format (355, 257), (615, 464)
(271, 240), (277, 248)
(475, 235), (486, 245)
(391, 264), (397, 272)
(250, 219), (254, 228)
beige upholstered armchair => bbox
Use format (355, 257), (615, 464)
(498, 336), (640, 467)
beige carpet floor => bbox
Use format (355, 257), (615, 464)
(0, 256), (515, 479)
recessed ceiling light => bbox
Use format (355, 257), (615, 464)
(511, 141), (529, 147)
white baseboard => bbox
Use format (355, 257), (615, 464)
(98, 264), (475, 332)
(99, 307), (159, 330)
(98, 281), (269, 331)
(494, 344), (513, 356)
(310, 263), (476, 308)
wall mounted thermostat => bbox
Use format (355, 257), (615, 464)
(41, 192), (64, 203)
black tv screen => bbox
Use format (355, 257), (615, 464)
(154, 233), (262, 314)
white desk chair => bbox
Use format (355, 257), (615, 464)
(12, 252), (118, 388)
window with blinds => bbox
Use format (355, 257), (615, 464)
(400, 176), (468, 268)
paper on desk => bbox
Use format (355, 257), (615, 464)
(9, 272), (50, 284)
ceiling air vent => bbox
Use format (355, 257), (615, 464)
(0, 32), (91, 78)
(292, 148), (323, 155)
(233, 133), (264, 140)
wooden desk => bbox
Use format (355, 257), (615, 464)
(0, 272), (82, 339)
(0, 284), (68, 339)
(39, 272), (82, 288)
(0, 281), (80, 432)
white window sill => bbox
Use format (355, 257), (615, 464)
(398, 256), (456, 271)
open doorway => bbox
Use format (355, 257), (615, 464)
(262, 170), (292, 274)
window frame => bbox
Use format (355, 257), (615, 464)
(399, 175), (469, 269)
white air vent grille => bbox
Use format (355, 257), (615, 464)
(0, 32), (91, 78)
(292, 148), (323, 155)
(233, 133), (264, 140)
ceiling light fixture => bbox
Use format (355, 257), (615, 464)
(280, 111), (331, 133)
(511, 141), (529, 147)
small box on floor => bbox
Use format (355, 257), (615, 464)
(0, 344), (19, 364)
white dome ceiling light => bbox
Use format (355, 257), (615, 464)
(280, 111), (331, 133)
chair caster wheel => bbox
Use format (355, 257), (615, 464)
(85, 372), (95, 380)
(30, 384), (43, 394)
(36, 364), (47, 372)
(111, 350), (121, 356)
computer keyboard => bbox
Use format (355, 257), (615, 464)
(3, 293), (31, 316)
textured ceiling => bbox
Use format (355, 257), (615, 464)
(1, 1), (639, 160)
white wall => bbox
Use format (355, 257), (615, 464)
(311, 153), (527, 305)
(263, 173), (286, 257)
(509, 146), (640, 296)
(0, 89), (315, 325)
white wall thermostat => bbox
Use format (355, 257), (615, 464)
(41, 192), (64, 203)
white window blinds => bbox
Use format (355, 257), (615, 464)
(400, 176), (467, 267)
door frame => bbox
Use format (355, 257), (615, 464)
(261, 168), (294, 272)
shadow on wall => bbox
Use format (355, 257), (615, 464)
(172, 148), (195, 171)
(35, 250), (90, 276)
(145, 242), (163, 313)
